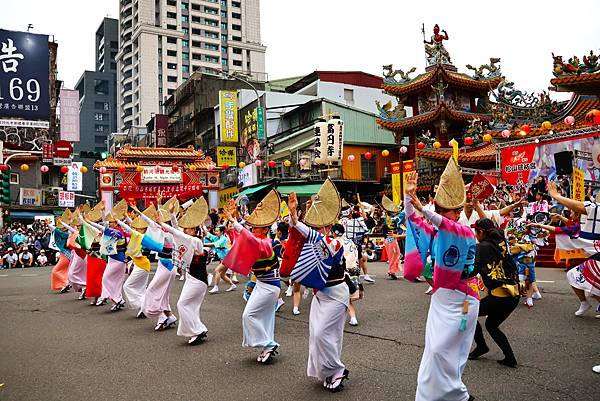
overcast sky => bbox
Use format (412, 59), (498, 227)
(3, 0), (599, 101)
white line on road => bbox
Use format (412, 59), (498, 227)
(20, 274), (38, 277)
(536, 280), (555, 283)
(0, 274), (8, 277)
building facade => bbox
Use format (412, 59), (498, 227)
(116, 0), (266, 132)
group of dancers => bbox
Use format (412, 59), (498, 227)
(46, 156), (600, 399)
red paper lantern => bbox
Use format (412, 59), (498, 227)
(364, 152), (373, 160)
(585, 109), (600, 126)
(118, 166), (126, 173)
(60, 165), (69, 174)
(172, 165), (179, 172)
(0, 164), (8, 172)
(417, 142), (425, 149)
(221, 163), (229, 170)
(464, 137), (474, 146)
(268, 160), (276, 168)
(521, 124), (531, 133)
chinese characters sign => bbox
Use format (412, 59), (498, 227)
(0, 30), (49, 120)
(218, 186), (239, 208)
(314, 118), (344, 164)
(155, 114), (168, 147)
(60, 89), (80, 142)
(67, 162), (82, 191)
(140, 165), (182, 183)
(500, 144), (537, 186)
(58, 191), (75, 207)
(572, 168), (584, 202)
(119, 184), (203, 200)
(216, 146), (237, 166)
(313, 121), (327, 164)
(219, 90), (238, 142)
(19, 188), (42, 206)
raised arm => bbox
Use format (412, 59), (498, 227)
(528, 222), (556, 232)
(60, 221), (78, 234)
(548, 182), (586, 214)
(116, 219), (133, 234)
(473, 199), (487, 220)
(86, 219), (105, 233)
(132, 205), (161, 229)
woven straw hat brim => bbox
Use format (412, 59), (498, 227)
(131, 204), (157, 229)
(86, 203), (103, 223)
(111, 199), (129, 221)
(382, 195), (401, 214)
(434, 158), (466, 210)
(246, 190), (281, 227)
(341, 199), (350, 208)
(304, 178), (341, 228)
(159, 197), (180, 223)
(70, 210), (81, 226)
(178, 197), (208, 228)
(61, 209), (72, 225)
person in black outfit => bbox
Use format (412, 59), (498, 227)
(469, 218), (520, 368)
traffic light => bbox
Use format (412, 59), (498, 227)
(80, 151), (107, 160)
(100, 152), (108, 160)
(0, 169), (11, 205)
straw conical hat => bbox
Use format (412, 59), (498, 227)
(131, 204), (157, 229)
(382, 195), (402, 214)
(70, 210), (82, 226)
(246, 190), (281, 227)
(86, 202), (103, 223)
(81, 204), (91, 215)
(341, 199), (350, 208)
(178, 197), (208, 229)
(108, 199), (128, 221)
(159, 196), (180, 223)
(61, 209), (72, 225)
(304, 178), (341, 228)
(434, 158), (466, 210)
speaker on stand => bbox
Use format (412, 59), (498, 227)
(554, 151), (573, 176)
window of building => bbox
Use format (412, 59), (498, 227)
(221, 58), (228, 65)
(233, 47), (242, 54)
(95, 124), (106, 132)
(159, 73), (163, 81)
(182, 27), (189, 34)
(232, 12), (241, 19)
(205, 43), (219, 51)
(343, 88), (354, 103)
(94, 101), (107, 110)
(221, 34), (228, 41)
(167, 37), (177, 44)
(182, 52), (189, 60)
(94, 113), (104, 121)
(192, 27), (201, 35)
(232, 36), (241, 41)
(192, 53), (201, 60)
(220, 0), (226, 6)
(167, 76), (177, 82)
(220, 23), (227, 30)
(205, 31), (219, 39)
(361, 154), (377, 181)
(167, 11), (177, 18)
(168, 89), (175, 95)
(205, 7), (218, 14)
(110, 62), (117, 70)
(94, 79), (109, 94)
(232, 24), (241, 31)
(191, 3), (200, 10)
(192, 40), (201, 47)
(182, 15), (189, 23)
(232, 1), (241, 7)
(233, 59), (242, 66)
(167, 62), (177, 69)
(10, 173), (19, 185)
(95, 136), (106, 144)
(222, 46), (228, 54)
(182, 65), (189, 73)
(181, 2), (188, 9)
(220, 10), (227, 18)
(167, 24), (177, 30)
(205, 55), (219, 63)
(204, 18), (218, 27)
(110, 40), (118, 48)
(167, 50), (177, 57)
(167, 0), (177, 5)
(180, 39), (188, 48)
(192, 15), (201, 23)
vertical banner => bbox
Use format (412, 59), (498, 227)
(572, 167), (585, 201)
(390, 162), (401, 205)
(42, 141), (53, 163)
(67, 162), (82, 191)
(59, 89), (80, 142)
(219, 90), (238, 142)
(313, 120), (328, 165)
(256, 107), (265, 141)
(500, 143), (537, 186)
(0, 30), (49, 119)
(58, 191), (75, 207)
(452, 140), (459, 163)
(155, 114), (168, 147)
(402, 160), (415, 200)
(327, 117), (344, 163)
(216, 146), (237, 166)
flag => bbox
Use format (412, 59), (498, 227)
(404, 214), (434, 281)
(77, 222), (100, 251)
(52, 229), (71, 259)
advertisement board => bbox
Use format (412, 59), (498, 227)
(59, 89), (80, 142)
(0, 30), (49, 120)
(19, 188), (42, 206)
(218, 186), (239, 208)
(58, 191), (75, 207)
(216, 146), (237, 166)
(237, 164), (257, 188)
(155, 114), (168, 147)
(67, 162), (82, 191)
(219, 90), (238, 142)
(140, 165), (182, 183)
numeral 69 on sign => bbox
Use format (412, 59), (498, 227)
(0, 78), (41, 102)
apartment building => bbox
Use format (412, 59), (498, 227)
(116, 0), (266, 132)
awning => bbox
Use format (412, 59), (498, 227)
(235, 183), (272, 198)
(277, 183), (323, 197)
(9, 211), (55, 220)
(270, 136), (314, 161)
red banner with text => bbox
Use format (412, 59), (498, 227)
(501, 143), (537, 186)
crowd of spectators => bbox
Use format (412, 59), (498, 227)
(0, 220), (54, 269)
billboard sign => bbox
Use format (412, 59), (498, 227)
(58, 190), (75, 207)
(59, 89), (80, 142)
(67, 161), (82, 191)
(219, 90), (238, 142)
(140, 165), (182, 183)
(155, 114), (168, 147)
(216, 146), (237, 166)
(19, 188), (42, 206)
(0, 29), (49, 119)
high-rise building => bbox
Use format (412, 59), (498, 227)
(74, 17), (119, 195)
(116, 0), (266, 132)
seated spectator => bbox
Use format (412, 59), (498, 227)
(19, 246), (34, 268)
(36, 250), (48, 267)
(12, 229), (26, 247)
(3, 248), (18, 269)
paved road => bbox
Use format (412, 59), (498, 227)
(0, 263), (598, 401)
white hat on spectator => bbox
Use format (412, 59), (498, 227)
(7, 247), (13, 251)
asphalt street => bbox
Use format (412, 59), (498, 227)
(0, 263), (598, 401)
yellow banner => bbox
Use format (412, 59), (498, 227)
(572, 167), (584, 202)
(401, 160), (415, 204)
(452, 140), (459, 163)
(218, 186), (239, 208)
(216, 146), (237, 166)
(280, 200), (289, 218)
(219, 90), (238, 142)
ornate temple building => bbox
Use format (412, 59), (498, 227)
(376, 24), (600, 192)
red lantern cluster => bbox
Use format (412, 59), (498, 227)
(268, 160), (276, 168)
(585, 109), (600, 126)
(364, 152), (373, 160)
(60, 166), (69, 174)
(464, 137), (474, 146)
(0, 164), (9, 172)
(521, 124), (531, 134)
(417, 142), (425, 150)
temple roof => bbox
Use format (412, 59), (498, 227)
(377, 101), (491, 131)
(381, 64), (503, 97)
(93, 157), (217, 170)
(115, 144), (204, 160)
(550, 71), (600, 95)
(416, 143), (497, 164)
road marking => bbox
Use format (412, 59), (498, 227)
(536, 280), (555, 283)
(0, 274), (8, 277)
(20, 274), (38, 277)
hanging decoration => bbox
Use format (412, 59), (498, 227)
(464, 137), (474, 146)
(521, 124), (531, 134)
(417, 142), (425, 149)
(399, 146), (408, 154)
(0, 165), (8, 172)
(207, 164), (215, 171)
(347, 154), (355, 162)
(299, 159), (307, 167)
(432, 141), (441, 149)
(40, 165), (49, 173)
(564, 115), (575, 126)
(80, 166), (88, 174)
(238, 161), (246, 169)
(136, 165), (144, 172)
(118, 166), (126, 173)
(99, 166), (107, 174)
(381, 149), (389, 157)
(541, 121), (552, 130)
(585, 109), (600, 126)
(60, 166), (69, 174)
(20, 164), (29, 171)
(268, 160), (276, 168)
(255, 159), (262, 167)
(483, 134), (492, 142)
(501, 129), (511, 138)
(283, 160), (292, 167)
(364, 151), (373, 160)
(221, 163), (229, 170)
